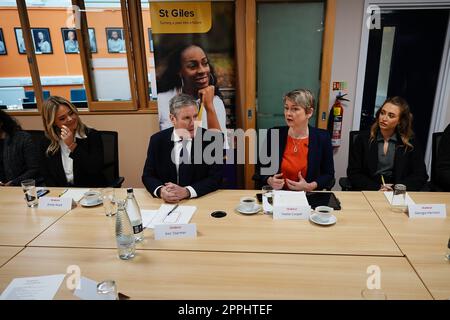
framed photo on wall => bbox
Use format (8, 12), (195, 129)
(105, 27), (125, 53)
(61, 28), (79, 54)
(14, 28), (26, 54)
(88, 28), (97, 53)
(148, 28), (154, 53)
(31, 28), (53, 54)
(0, 28), (7, 55)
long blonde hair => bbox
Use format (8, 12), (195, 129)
(370, 96), (414, 151)
(41, 96), (87, 156)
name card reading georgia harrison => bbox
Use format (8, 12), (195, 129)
(408, 204), (447, 219)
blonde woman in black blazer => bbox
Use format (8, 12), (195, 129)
(40, 96), (106, 187)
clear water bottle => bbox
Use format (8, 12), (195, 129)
(115, 199), (135, 260)
(126, 188), (144, 242)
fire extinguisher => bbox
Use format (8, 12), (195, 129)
(327, 93), (349, 148)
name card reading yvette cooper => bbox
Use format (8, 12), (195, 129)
(38, 197), (73, 211)
(272, 190), (311, 220)
(408, 204), (447, 219)
(154, 223), (197, 240)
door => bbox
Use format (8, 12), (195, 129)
(256, 2), (325, 129)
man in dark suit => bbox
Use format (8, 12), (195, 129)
(142, 94), (223, 203)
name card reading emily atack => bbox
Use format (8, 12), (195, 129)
(38, 197), (74, 211)
(408, 204), (447, 219)
(154, 223), (197, 240)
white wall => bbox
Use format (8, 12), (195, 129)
(329, 0), (364, 189)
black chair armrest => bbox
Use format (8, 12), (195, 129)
(322, 178), (336, 191)
(339, 177), (352, 191)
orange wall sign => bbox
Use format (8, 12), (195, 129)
(150, 2), (212, 34)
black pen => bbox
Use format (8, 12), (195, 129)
(166, 204), (179, 217)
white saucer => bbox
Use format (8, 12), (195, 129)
(80, 197), (103, 207)
(309, 212), (337, 226)
(236, 203), (261, 215)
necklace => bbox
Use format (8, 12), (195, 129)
(290, 136), (301, 153)
(289, 128), (308, 153)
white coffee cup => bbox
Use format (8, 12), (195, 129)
(315, 206), (334, 222)
(240, 197), (256, 211)
(84, 191), (101, 205)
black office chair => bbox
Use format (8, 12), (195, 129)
(430, 131), (443, 191)
(99, 130), (124, 188)
(339, 130), (361, 191)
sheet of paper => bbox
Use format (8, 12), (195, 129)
(0, 274), (65, 300)
(74, 277), (116, 300)
(141, 204), (196, 229)
(383, 192), (415, 205)
(61, 188), (90, 202)
(273, 190), (309, 206)
(141, 210), (159, 229)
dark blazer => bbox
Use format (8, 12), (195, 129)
(41, 127), (106, 187)
(347, 130), (428, 191)
(142, 127), (223, 198)
(2, 131), (41, 186)
(436, 124), (450, 191)
(255, 125), (335, 190)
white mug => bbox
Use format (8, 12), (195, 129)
(315, 206), (334, 222)
(240, 197), (256, 211)
(84, 191), (101, 205)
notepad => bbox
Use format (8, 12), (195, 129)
(61, 188), (90, 202)
(383, 191), (415, 206)
(0, 274), (65, 300)
(141, 204), (196, 229)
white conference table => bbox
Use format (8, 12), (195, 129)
(0, 246), (431, 300)
(364, 191), (450, 300)
(0, 187), (69, 246)
(28, 189), (402, 257)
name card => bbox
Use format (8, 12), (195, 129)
(273, 206), (311, 220)
(154, 223), (197, 240)
(272, 190), (311, 220)
(38, 196), (73, 211)
(408, 204), (447, 219)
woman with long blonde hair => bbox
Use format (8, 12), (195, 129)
(347, 96), (428, 191)
(41, 96), (106, 187)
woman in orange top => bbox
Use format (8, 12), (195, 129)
(256, 89), (335, 191)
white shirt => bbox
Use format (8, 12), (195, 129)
(153, 130), (197, 199)
(59, 132), (86, 184)
(157, 88), (229, 148)
(108, 38), (125, 52)
(38, 40), (51, 53)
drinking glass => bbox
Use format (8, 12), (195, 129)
(262, 185), (273, 214)
(391, 184), (407, 213)
(102, 188), (117, 217)
(97, 280), (117, 300)
(21, 179), (38, 207)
